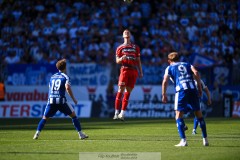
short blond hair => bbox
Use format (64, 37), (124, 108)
(56, 59), (66, 71)
(168, 52), (179, 62)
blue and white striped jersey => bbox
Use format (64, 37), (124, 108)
(164, 62), (197, 92)
(48, 72), (70, 104)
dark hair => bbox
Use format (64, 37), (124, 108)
(56, 59), (66, 71)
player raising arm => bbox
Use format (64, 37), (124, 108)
(33, 59), (88, 140)
(162, 52), (209, 147)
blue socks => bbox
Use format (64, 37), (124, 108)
(198, 117), (207, 138)
(176, 118), (186, 139)
(176, 117), (207, 139)
(193, 117), (199, 130)
(37, 119), (47, 132)
(72, 116), (82, 132)
(36, 117), (82, 133)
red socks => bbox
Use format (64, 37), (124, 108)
(122, 92), (130, 110)
(115, 92), (123, 110)
(115, 92), (131, 111)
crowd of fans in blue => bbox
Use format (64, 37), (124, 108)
(0, 0), (239, 72)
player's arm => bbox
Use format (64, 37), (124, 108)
(162, 68), (169, 103)
(200, 79), (212, 105)
(116, 47), (126, 64)
(136, 46), (143, 78)
(191, 65), (202, 97)
(137, 57), (143, 78)
(65, 83), (77, 105)
(204, 87), (212, 105)
(116, 55), (126, 64)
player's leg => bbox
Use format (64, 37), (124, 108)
(193, 99), (201, 134)
(192, 117), (198, 135)
(61, 103), (88, 139)
(174, 91), (188, 147)
(118, 86), (133, 120)
(118, 70), (137, 120)
(113, 69), (125, 120)
(190, 90), (209, 146)
(194, 110), (209, 146)
(69, 111), (88, 139)
(33, 104), (57, 139)
(33, 116), (49, 139)
(175, 111), (188, 146)
(113, 85), (124, 120)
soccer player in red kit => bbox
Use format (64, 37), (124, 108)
(113, 29), (143, 121)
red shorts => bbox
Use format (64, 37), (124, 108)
(118, 67), (138, 88)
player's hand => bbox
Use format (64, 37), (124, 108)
(139, 73), (143, 78)
(207, 99), (212, 105)
(73, 99), (78, 105)
(162, 94), (168, 103)
(198, 90), (202, 98)
(121, 55), (127, 61)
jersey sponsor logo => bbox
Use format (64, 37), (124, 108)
(52, 75), (64, 78)
(126, 56), (136, 60)
(125, 101), (175, 118)
(122, 48), (136, 52)
(0, 101), (92, 118)
(6, 89), (48, 101)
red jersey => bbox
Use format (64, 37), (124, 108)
(116, 43), (140, 67)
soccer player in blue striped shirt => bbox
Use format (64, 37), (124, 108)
(191, 79), (212, 135)
(33, 59), (88, 140)
(162, 52), (209, 147)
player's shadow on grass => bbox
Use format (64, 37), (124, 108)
(0, 118), (172, 130)
(209, 145), (240, 148)
(0, 125), (122, 130)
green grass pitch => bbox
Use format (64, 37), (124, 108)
(0, 118), (240, 160)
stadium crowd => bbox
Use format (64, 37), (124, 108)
(0, 0), (240, 67)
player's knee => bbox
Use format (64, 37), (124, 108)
(123, 92), (131, 101)
(42, 116), (49, 120)
(125, 87), (133, 92)
(71, 116), (78, 120)
(194, 110), (203, 118)
(175, 111), (184, 119)
(69, 111), (76, 118)
(118, 86), (125, 93)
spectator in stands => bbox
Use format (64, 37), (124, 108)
(0, 0), (238, 69)
(0, 79), (5, 101)
(4, 51), (20, 64)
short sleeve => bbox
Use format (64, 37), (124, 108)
(116, 46), (122, 57)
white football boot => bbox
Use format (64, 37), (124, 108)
(175, 139), (188, 147)
(192, 129), (197, 135)
(33, 132), (40, 140)
(79, 132), (89, 140)
(113, 114), (119, 120)
(203, 137), (209, 146)
(117, 113), (125, 121)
